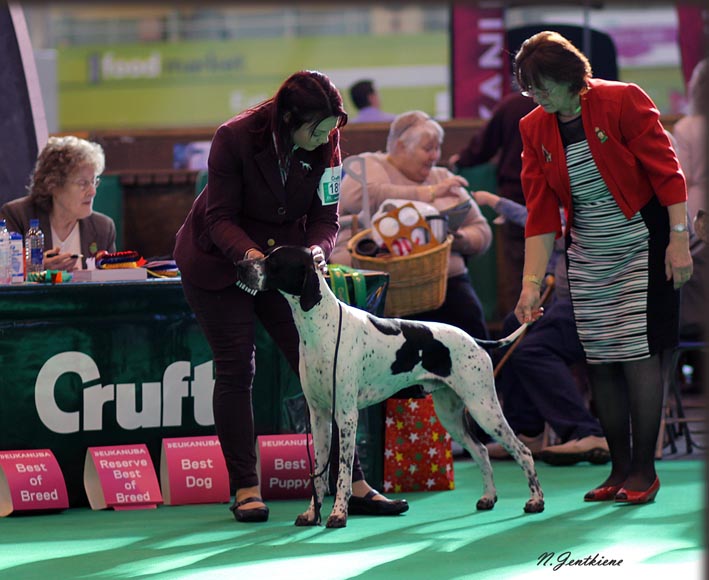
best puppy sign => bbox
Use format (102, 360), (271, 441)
(257, 434), (315, 500)
(84, 444), (162, 510)
(160, 436), (229, 505)
(0, 449), (69, 516)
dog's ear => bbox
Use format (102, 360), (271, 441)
(299, 264), (322, 311)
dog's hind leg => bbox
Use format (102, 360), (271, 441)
(430, 389), (499, 511)
(295, 407), (332, 527)
(468, 392), (545, 514)
(326, 407), (359, 528)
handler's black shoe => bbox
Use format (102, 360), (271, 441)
(348, 489), (409, 516)
(230, 496), (269, 523)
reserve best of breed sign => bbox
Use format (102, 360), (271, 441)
(84, 444), (162, 510)
(0, 449), (69, 516)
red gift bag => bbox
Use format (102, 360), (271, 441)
(383, 395), (455, 493)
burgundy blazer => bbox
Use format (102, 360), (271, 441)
(174, 105), (342, 290)
(520, 78), (687, 239)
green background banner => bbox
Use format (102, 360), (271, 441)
(58, 34), (449, 129)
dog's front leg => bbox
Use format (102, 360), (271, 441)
(295, 408), (331, 527)
(326, 408), (358, 528)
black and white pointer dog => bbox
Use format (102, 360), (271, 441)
(236, 246), (544, 528)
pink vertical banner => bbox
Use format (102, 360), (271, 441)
(451, 3), (509, 119)
(676, 3), (708, 86)
(160, 436), (230, 506)
(84, 444), (163, 511)
(0, 449), (68, 516)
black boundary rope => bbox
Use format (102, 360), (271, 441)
(304, 301), (343, 525)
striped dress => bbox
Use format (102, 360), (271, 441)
(561, 117), (678, 363)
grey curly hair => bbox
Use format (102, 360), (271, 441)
(29, 136), (105, 212)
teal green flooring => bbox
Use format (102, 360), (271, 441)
(0, 459), (704, 580)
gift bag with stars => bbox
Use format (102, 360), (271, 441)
(382, 395), (455, 493)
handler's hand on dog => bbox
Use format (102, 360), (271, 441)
(310, 245), (328, 274)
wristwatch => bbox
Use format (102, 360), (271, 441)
(671, 223), (688, 234)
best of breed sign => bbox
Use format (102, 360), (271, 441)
(0, 449), (69, 516)
(84, 444), (162, 510)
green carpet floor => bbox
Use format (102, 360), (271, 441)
(0, 459), (704, 580)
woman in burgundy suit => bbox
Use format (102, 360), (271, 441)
(513, 32), (692, 505)
(174, 70), (408, 522)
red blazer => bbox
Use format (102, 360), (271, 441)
(174, 105), (341, 290)
(520, 78), (687, 239)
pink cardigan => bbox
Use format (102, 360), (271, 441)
(520, 78), (687, 239)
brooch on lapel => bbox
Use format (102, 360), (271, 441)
(300, 160), (312, 172)
(541, 144), (552, 163)
(595, 127), (608, 143)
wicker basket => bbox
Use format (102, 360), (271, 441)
(347, 229), (452, 317)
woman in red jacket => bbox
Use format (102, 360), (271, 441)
(174, 70), (408, 522)
(513, 32), (692, 504)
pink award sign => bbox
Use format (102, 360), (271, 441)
(256, 434), (315, 500)
(84, 444), (163, 510)
(160, 436), (229, 505)
(0, 449), (69, 517)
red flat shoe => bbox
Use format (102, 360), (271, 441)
(615, 477), (660, 504)
(584, 484), (622, 502)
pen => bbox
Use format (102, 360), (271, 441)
(46, 252), (84, 259)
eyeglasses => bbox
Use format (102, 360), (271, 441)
(71, 177), (101, 191)
(521, 85), (558, 99)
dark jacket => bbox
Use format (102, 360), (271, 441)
(456, 93), (536, 205)
(0, 196), (116, 257)
(174, 105), (341, 290)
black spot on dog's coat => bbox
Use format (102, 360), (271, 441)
(395, 323), (452, 377)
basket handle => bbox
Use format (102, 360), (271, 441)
(343, 155), (371, 229)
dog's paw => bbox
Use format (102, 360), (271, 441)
(325, 514), (347, 528)
(476, 495), (498, 511)
(523, 499), (545, 513)
(294, 514), (320, 526)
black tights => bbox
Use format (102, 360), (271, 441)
(587, 352), (665, 491)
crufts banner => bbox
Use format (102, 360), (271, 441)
(451, 3), (510, 120)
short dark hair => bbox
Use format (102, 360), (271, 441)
(350, 79), (375, 110)
(514, 30), (592, 95)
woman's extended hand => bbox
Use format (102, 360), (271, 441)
(430, 175), (470, 201)
(665, 234), (693, 289)
(514, 285), (545, 325)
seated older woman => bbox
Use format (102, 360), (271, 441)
(0, 136), (116, 272)
(332, 110), (492, 339)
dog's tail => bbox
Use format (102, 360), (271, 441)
(474, 322), (529, 350)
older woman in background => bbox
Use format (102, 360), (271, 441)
(0, 135), (116, 271)
(332, 110), (493, 340)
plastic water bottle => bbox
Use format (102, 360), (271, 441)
(0, 219), (10, 284)
(25, 218), (45, 276)
(9, 232), (24, 284)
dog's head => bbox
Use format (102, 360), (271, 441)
(235, 246), (322, 311)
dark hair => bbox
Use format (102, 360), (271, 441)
(350, 79), (375, 110)
(29, 136), (105, 212)
(250, 70), (347, 168)
(514, 31), (592, 95)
